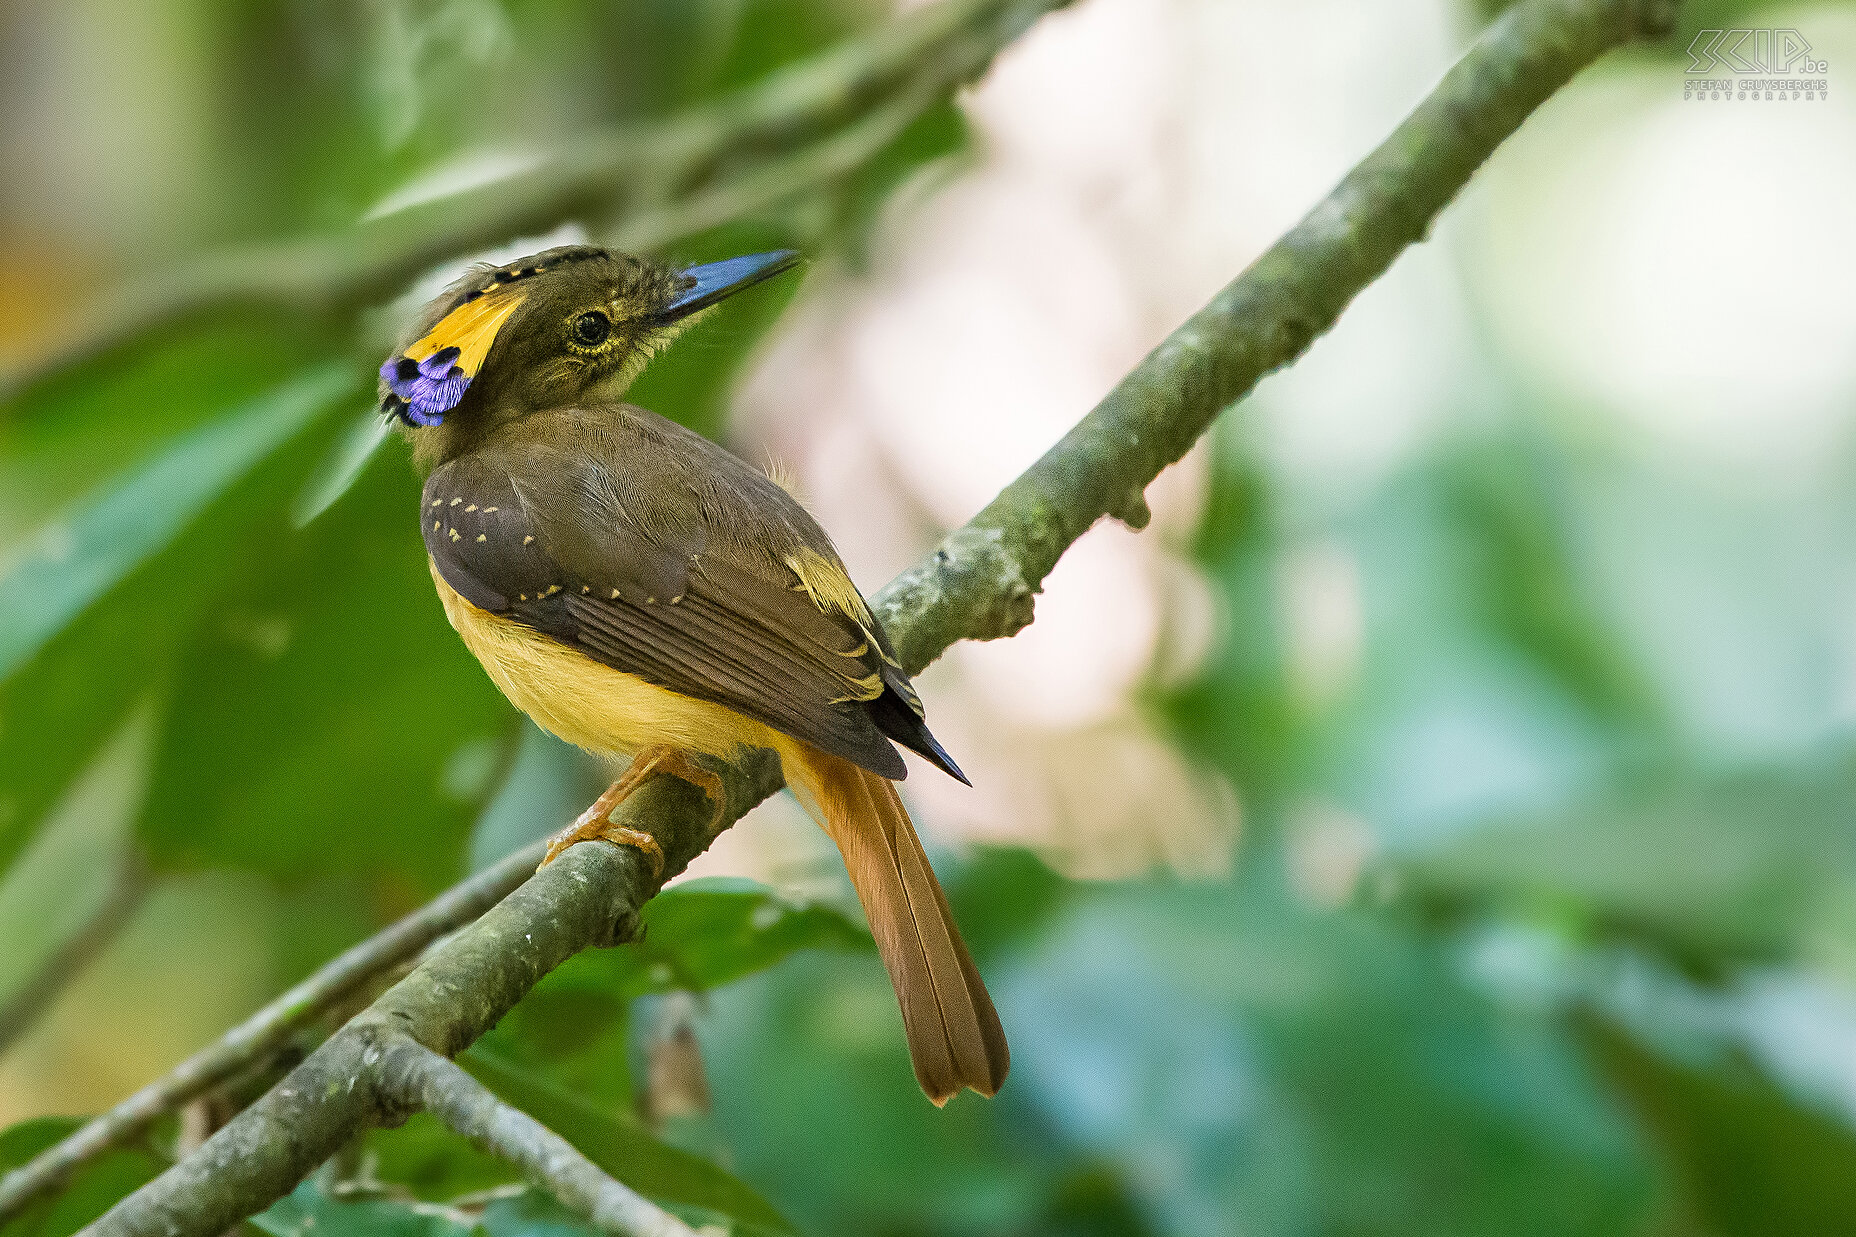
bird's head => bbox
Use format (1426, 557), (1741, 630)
(380, 244), (799, 464)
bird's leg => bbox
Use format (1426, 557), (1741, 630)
(541, 749), (670, 875)
(539, 745), (725, 877)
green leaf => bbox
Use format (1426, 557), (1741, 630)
(0, 364), (353, 680)
(0, 1117), (82, 1175)
(831, 99), (969, 265)
(506, 881), (869, 1039)
(0, 1117), (162, 1237)
(1439, 439), (1664, 733)
(0, 366), (358, 876)
(134, 450), (512, 897)
(0, 319), (337, 547)
(625, 879), (873, 997)
(251, 1179), (476, 1237)
(1584, 1014), (1856, 1236)
(290, 406), (393, 528)
(461, 1046), (794, 1235)
(475, 1190), (599, 1237)
(700, 866), (1653, 1237)
(1397, 752), (1856, 973)
(471, 880), (867, 1129)
(364, 1112), (522, 1205)
(943, 846), (1071, 962)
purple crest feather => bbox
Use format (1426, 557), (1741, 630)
(381, 346), (468, 426)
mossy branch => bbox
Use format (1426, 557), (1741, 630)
(0, 844), (546, 1225)
(48, 1), (1676, 1233)
(377, 1040), (699, 1237)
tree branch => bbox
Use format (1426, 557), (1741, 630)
(376, 1040), (698, 1237)
(873, 0), (1680, 674)
(65, 1), (1678, 1233)
(0, 842), (545, 1224)
(0, 0), (1068, 406)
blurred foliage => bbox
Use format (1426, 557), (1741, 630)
(0, 1119), (161, 1237)
(6, 0), (1856, 1235)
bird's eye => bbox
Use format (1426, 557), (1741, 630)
(571, 311), (611, 347)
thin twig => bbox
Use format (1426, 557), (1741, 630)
(0, 841), (545, 1224)
(0, 0), (1067, 406)
(377, 1040), (699, 1237)
(67, 2), (1679, 1233)
(0, 850), (148, 1059)
(614, 75), (951, 254)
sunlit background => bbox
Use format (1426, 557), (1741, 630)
(4, 0), (1856, 1233)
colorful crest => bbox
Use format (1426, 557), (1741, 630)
(381, 285), (527, 426)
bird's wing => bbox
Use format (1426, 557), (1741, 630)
(422, 427), (910, 779)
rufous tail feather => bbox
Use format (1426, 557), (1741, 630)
(788, 745), (1008, 1104)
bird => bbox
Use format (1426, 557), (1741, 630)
(381, 244), (1008, 1104)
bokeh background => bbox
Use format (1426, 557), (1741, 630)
(4, 0), (1856, 1233)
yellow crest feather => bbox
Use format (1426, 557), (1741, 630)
(407, 286), (528, 379)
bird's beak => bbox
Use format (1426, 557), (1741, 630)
(658, 250), (801, 322)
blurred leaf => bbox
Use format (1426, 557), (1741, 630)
(830, 100), (969, 266)
(1398, 751), (1856, 974)
(699, 956), (1081, 1236)
(460, 1046), (794, 1235)
(1284, 443), (1633, 843)
(476, 1189), (598, 1237)
(136, 444), (514, 899)
(1162, 428), (1297, 821)
(0, 366), (358, 877)
(0, 1117), (162, 1237)
(1584, 1014), (1856, 1237)
(291, 408), (393, 528)
(251, 1179), (474, 1237)
(0, 364), (352, 681)
(701, 0), (871, 97)
(626, 878), (873, 996)
(364, 1112), (522, 1205)
(1441, 438), (1664, 735)
(703, 865), (1653, 1237)
(0, 714), (144, 1007)
(0, 319), (333, 544)
(1019, 872), (1651, 1236)
(476, 880), (868, 1111)
(943, 846), (1070, 962)
(530, 879), (871, 1006)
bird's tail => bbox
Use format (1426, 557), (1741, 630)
(785, 744), (1008, 1104)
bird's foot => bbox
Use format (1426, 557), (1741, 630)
(539, 746), (725, 877)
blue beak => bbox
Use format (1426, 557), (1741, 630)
(659, 250), (802, 321)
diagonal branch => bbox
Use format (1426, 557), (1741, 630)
(0, 850), (148, 1060)
(0, 0), (1068, 406)
(66, 1), (1678, 1234)
(874, 0), (1680, 673)
(376, 1040), (698, 1237)
(0, 842), (545, 1224)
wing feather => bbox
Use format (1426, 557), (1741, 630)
(422, 427), (911, 779)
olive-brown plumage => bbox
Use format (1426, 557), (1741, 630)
(388, 245), (1007, 1103)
